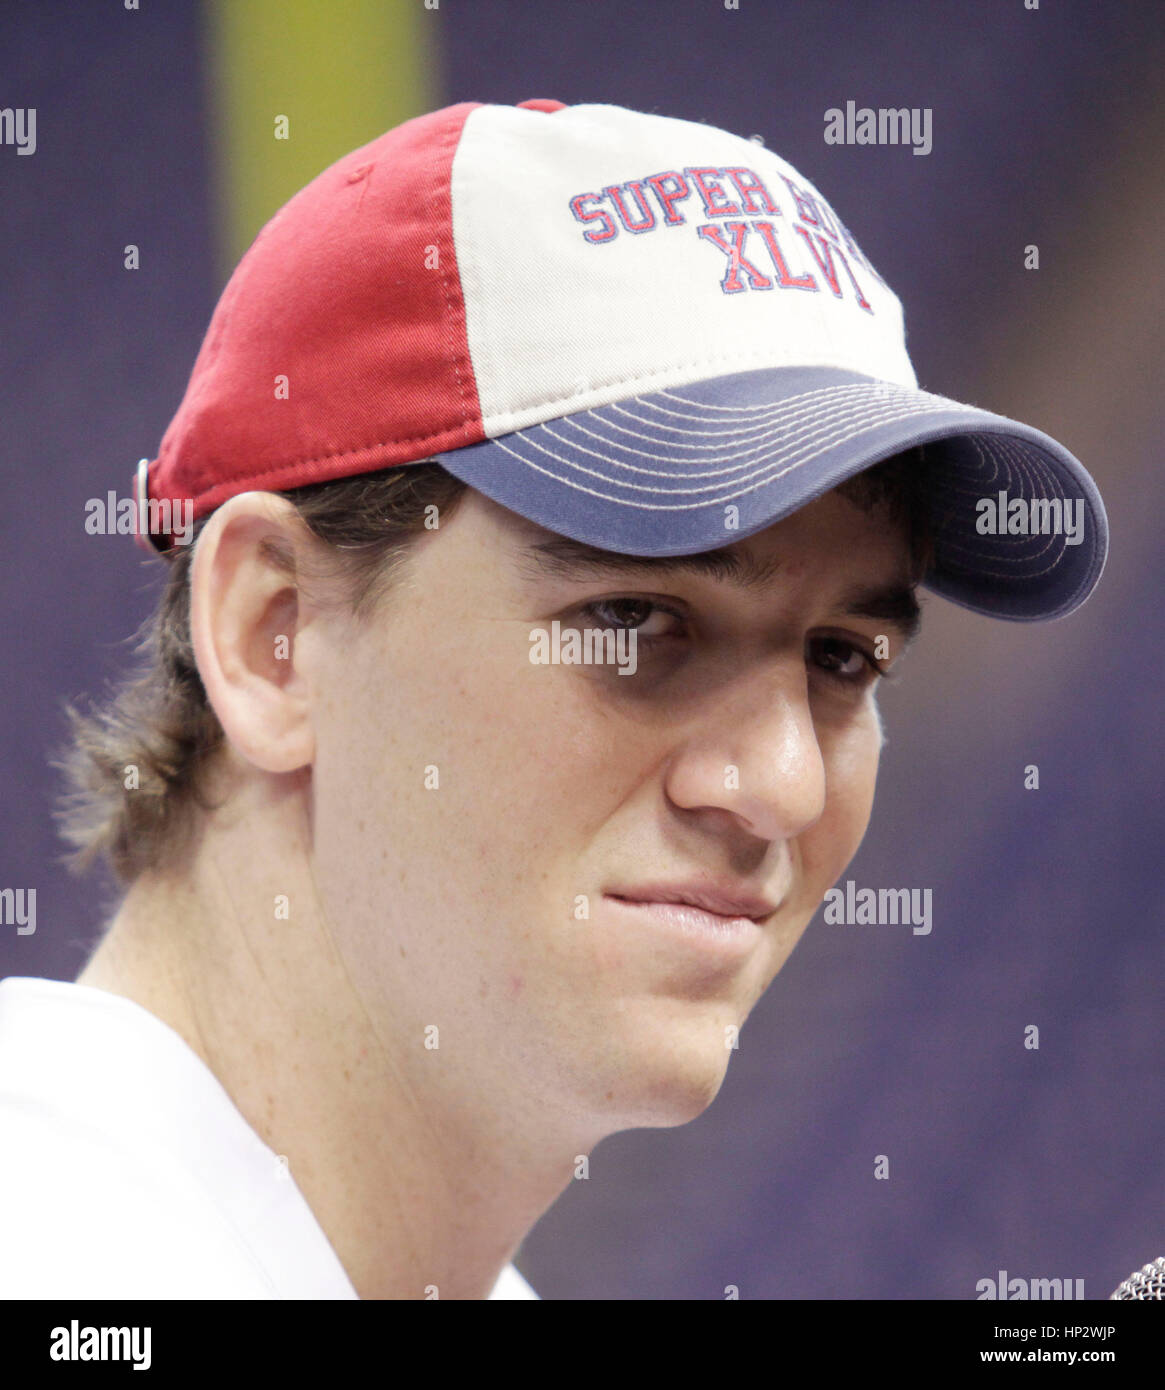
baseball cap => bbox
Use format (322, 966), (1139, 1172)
(135, 97), (1107, 621)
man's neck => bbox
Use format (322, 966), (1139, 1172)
(76, 801), (578, 1299)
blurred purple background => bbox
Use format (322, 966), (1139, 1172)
(1, 0), (1161, 1299)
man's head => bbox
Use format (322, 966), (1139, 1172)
(63, 447), (929, 1133)
(62, 97), (1106, 1141)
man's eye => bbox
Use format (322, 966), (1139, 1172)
(809, 635), (882, 683)
(581, 598), (683, 640)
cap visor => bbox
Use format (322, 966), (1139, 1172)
(435, 365), (1108, 621)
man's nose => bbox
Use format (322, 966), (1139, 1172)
(663, 673), (827, 844)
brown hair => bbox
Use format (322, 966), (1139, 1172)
(54, 462), (470, 886)
(54, 449), (931, 887)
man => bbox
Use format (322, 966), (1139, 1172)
(0, 99), (1106, 1300)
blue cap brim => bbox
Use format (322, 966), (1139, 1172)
(435, 366), (1108, 622)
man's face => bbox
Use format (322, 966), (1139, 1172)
(306, 483), (919, 1140)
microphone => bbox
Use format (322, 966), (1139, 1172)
(1109, 1257), (1165, 1299)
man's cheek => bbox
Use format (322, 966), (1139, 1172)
(806, 743), (881, 887)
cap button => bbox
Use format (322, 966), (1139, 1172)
(516, 98), (567, 113)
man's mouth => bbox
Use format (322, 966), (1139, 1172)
(605, 882), (780, 923)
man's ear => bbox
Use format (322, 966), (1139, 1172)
(189, 492), (322, 775)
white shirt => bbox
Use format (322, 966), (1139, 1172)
(0, 976), (538, 1300)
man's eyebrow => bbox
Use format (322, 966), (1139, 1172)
(518, 535), (923, 646)
(840, 583), (923, 648)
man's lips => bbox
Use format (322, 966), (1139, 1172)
(604, 883), (780, 922)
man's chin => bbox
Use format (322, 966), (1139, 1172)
(585, 1030), (735, 1132)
